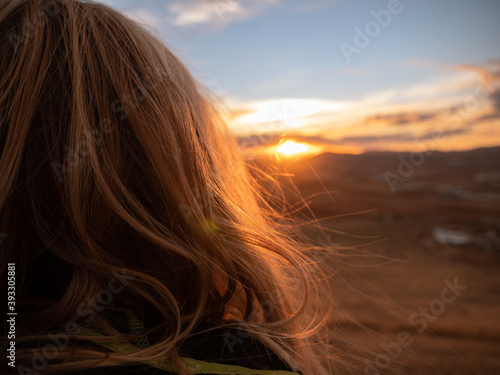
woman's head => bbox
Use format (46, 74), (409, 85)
(0, 1), (336, 374)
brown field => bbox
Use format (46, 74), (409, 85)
(254, 147), (500, 374)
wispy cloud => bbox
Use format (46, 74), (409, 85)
(363, 111), (437, 127)
(335, 128), (470, 145)
(229, 97), (351, 134)
(167, 0), (280, 27)
(490, 89), (500, 111)
(232, 60), (500, 153)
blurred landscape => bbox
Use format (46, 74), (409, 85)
(254, 146), (500, 374)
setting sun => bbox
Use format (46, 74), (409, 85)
(276, 141), (310, 155)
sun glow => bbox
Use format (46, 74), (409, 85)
(276, 141), (310, 155)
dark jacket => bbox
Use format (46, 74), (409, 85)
(73, 323), (300, 374)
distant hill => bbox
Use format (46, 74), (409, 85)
(249, 146), (500, 250)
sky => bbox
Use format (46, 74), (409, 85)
(96, 0), (500, 154)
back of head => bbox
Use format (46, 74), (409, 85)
(0, 1), (336, 374)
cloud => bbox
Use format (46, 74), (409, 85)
(476, 113), (500, 122)
(167, 0), (280, 27)
(238, 133), (337, 148)
(455, 61), (500, 85)
(296, 128), (470, 146)
(453, 60), (500, 114)
(490, 89), (500, 111)
(237, 129), (471, 151)
(336, 133), (414, 144)
(402, 59), (500, 100)
(231, 60), (500, 153)
(237, 118), (490, 155)
(363, 111), (437, 127)
(229, 97), (350, 134)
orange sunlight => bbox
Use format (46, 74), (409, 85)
(276, 141), (310, 155)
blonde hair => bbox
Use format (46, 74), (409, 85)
(0, 1), (338, 374)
